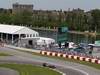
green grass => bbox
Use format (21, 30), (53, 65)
(0, 64), (61, 75)
(0, 53), (11, 56)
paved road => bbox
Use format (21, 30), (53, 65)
(0, 68), (19, 75)
(0, 47), (100, 75)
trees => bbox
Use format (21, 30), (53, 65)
(90, 9), (100, 32)
(66, 9), (86, 31)
(0, 8), (100, 32)
(12, 10), (33, 25)
(0, 13), (12, 24)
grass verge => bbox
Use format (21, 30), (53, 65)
(0, 64), (61, 75)
(0, 53), (11, 56)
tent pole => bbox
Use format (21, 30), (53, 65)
(6, 34), (8, 43)
(19, 34), (21, 47)
(1, 33), (3, 41)
(0, 33), (1, 40)
(12, 34), (14, 44)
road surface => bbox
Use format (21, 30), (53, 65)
(0, 68), (19, 75)
(0, 47), (100, 75)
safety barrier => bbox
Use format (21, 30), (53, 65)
(40, 50), (100, 64)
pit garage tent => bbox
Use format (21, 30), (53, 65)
(0, 24), (39, 35)
(36, 37), (55, 47)
(0, 24), (39, 44)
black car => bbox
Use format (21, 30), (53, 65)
(42, 63), (47, 67)
(48, 65), (56, 69)
(42, 63), (56, 69)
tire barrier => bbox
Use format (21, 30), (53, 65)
(40, 50), (100, 64)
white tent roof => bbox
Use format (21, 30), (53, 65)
(37, 37), (55, 45)
(0, 24), (39, 35)
(39, 37), (55, 41)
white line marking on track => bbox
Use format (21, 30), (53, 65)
(66, 66), (89, 75)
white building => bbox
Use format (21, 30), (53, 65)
(0, 24), (39, 46)
(36, 37), (55, 47)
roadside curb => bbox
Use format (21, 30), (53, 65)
(40, 50), (100, 64)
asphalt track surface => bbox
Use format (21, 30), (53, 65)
(0, 47), (100, 75)
(0, 68), (19, 75)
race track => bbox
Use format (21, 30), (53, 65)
(0, 68), (19, 75)
(0, 47), (100, 75)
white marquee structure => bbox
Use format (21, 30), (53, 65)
(0, 24), (39, 44)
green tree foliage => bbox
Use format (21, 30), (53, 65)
(90, 9), (100, 32)
(0, 8), (100, 32)
(12, 10), (33, 25)
(0, 13), (11, 24)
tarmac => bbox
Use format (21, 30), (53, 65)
(0, 68), (19, 75)
(0, 46), (100, 75)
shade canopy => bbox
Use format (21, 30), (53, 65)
(0, 24), (39, 35)
(36, 37), (55, 45)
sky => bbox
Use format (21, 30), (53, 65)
(0, 0), (100, 11)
